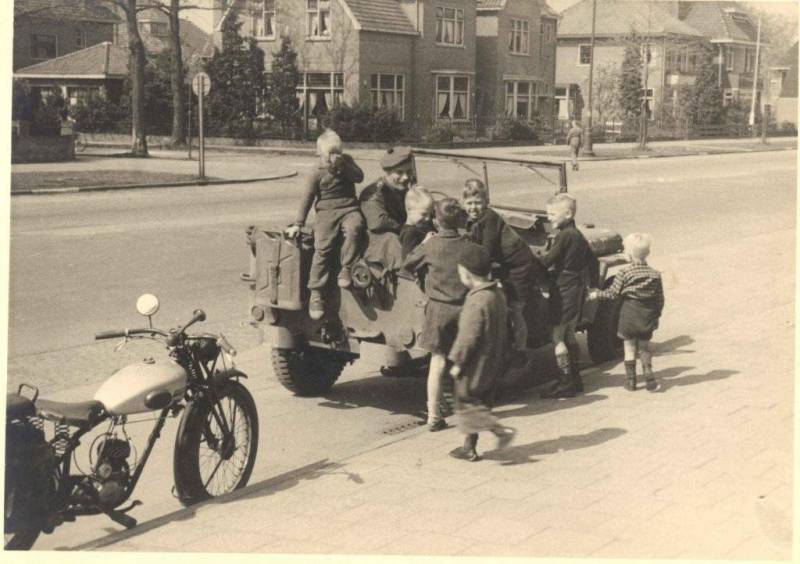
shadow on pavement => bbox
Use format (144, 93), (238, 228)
(494, 393), (609, 420)
(482, 427), (627, 466)
(652, 368), (738, 393)
(652, 334), (695, 356)
(319, 372), (429, 420)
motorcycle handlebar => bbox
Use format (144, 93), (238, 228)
(217, 334), (237, 357)
(95, 328), (169, 340)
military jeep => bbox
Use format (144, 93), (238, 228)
(244, 150), (628, 396)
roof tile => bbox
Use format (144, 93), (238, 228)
(15, 41), (128, 77)
(15, 0), (120, 23)
(558, 0), (704, 38)
(343, 0), (417, 35)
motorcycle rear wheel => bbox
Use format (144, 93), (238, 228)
(4, 482), (41, 550)
(173, 381), (259, 506)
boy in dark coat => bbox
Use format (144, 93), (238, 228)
(589, 233), (665, 391)
(448, 243), (516, 462)
(399, 186), (435, 257)
(286, 129), (365, 320)
(462, 178), (547, 354)
(402, 198), (470, 431)
(540, 193), (599, 398)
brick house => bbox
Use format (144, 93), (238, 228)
(475, 0), (557, 131)
(555, 0), (704, 127)
(216, 0), (557, 136)
(768, 42), (798, 127)
(13, 0), (119, 71)
(673, 1), (764, 108)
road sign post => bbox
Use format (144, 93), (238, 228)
(192, 72), (211, 181)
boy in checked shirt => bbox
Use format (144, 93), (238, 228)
(589, 233), (665, 391)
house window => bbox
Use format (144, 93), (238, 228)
(251, 0), (276, 38)
(296, 72), (343, 117)
(76, 29), (87, 49)
(505, 81), (542, 121)
(744, 49), (755, 73)
(139, 21), (169, 37)
(509, 19), (529, 54)
(67, 86), (100, 107)
(30, 34), (57, 59)
(725, 46), (734, 71)
(370, 74), (404, 119)
(307, 0), (330, 38)
(436, 75), (470, 120)
(435, 7), (464, 46)
(723, 89), (734, 106)
(578, 44), (592, 65)
(540, 20), (554, 43)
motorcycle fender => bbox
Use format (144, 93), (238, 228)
(213, 368), (248, 387)
(262, 325), (298, 349)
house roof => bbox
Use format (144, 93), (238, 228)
(341, 0), (418, 35)
(558, 0), (704, 38)
(477, 0), (507, 11)
(541, 2), (559, 19)
(679, 1), (759, 43)
(14, 41), (128, 79)
(14, 0), (120, 23)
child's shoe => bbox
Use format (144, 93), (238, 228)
(337, 268), (352, 288)
(624, 360), (637, 391)
(645, 377), (659, 392)
(309, 290), (325, 320)
(492, 425), (516, 449)
(428, 419), (448, 432)
(642, 359), (658, 391)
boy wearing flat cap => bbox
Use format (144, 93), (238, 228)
(359, 146), (415, 235)
(448, 242), (516, 462)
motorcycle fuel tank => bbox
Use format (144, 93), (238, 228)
(94, 360), (187, 415)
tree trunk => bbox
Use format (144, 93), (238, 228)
(124, 1), (148, 156)
(169, 0), (186, 145)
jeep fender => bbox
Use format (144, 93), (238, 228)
(262, 325), (299, 349)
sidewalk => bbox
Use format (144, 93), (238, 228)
(77, 228), (794, 559)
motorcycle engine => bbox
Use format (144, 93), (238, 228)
(92, 437), (132, 507)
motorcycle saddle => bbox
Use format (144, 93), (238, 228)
(36, 399), (105, 427)
(6, 393), (36, 420)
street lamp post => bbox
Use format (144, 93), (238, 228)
(583, 0), (597, 156)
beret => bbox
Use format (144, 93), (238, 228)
(380, 146), (413, 170)
(457, 242), (492, 277)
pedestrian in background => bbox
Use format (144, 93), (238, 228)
(588, 233), (665, 391)
(448, 243), (516, 462)
(566, 120), (583, 171)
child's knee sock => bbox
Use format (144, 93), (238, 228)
(623, 360), (637, 391)
(427, 355), (446, 422)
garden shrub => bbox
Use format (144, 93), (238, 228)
(493, 116), (538, 141)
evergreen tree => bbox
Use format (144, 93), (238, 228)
(267, 37), (301, 137)
(688, 42), (724, 126)
(204, 11), (267, 138)
(619, 34), (643, 122)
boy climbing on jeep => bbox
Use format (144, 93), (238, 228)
(286, 130), (365, 320)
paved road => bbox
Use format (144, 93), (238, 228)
(6, 149), (796, 551)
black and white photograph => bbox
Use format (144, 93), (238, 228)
(4, 0), (797, 560)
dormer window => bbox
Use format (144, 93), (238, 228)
(307, 0), (330, 38)
(724, 8), (751, 25)
(436, 7), (464, 46)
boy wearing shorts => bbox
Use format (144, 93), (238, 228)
(540, 193), (599, 398)
(286, 130), (365, 320)
(402, 198), (470, 431)
(589, 233), (665, 391)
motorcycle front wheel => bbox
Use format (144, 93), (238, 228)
(173, 380), (259, 506)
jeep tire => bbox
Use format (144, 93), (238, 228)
(271, 347), (348, 396)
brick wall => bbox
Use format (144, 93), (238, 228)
(14, 17), (115, 70)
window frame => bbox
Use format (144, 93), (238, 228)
(251, 0), (277, 39)
(744, 49), (754, 73)
(640, 87), (655, 121)
(296, 71), (344, 118)
(370, 73), (405, 120)
(30, 33), (57, 60)
(435, 6), (465, 47)
(76, 28), (87, 50)
(307, 0), (331, 39)
(435, 74), (470, 121)
(508, 18), (529, 55)
(578, 44), (592, 66)
(725, 46), (735, 71)
(505, 80), (541, 121)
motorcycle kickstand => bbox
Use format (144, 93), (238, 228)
(105, 508), (138, 529)
(116, 500), (143, 514)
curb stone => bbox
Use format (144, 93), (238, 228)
(11, 170), (298, 196)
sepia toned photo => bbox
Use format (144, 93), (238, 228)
(4, 0), (797, 560)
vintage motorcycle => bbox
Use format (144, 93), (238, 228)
(4, 294), (259, 550)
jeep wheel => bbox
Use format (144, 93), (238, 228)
(587, 298), (623, 363)
(271, 347), (348, 396)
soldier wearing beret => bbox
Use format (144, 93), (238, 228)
(359, 146), (416, 235)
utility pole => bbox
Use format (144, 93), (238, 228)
(749, 14), (762, 136)
(583, 0), (597, 156)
